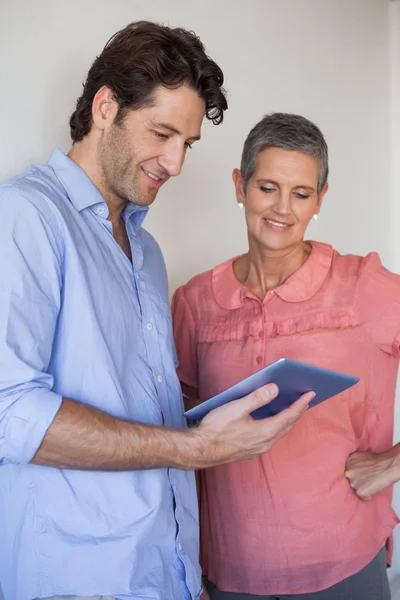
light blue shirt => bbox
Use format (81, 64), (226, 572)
(0, 150), (201, 600)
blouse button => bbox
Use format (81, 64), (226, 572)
(256, 356), (262, 364)
(258, 330), (264, 339)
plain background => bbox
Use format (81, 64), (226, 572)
(1, 0), (400, 595)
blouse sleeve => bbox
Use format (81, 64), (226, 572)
(356, 252), (400, 356)
(171, 286), (199, 389)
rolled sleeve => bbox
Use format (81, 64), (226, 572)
(2, 387), (62, 464)
(0, 186), (63, 464)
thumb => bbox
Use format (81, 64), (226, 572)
(239, 383), (280, 415)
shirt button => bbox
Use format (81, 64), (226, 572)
(157, 375), (163, 383)
(258, 330), (264, 339)
(146, 323), (153, 331)
(177, 542), (182, 551)
(97, 207), (105, 215)
(173, 484), (177, 493)
(256, 356), (262, 364)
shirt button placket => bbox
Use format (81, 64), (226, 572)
(256, 305), (266, 367)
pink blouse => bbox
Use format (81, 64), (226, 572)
(172, 241), (400, 595)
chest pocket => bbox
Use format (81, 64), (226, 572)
(146, 287), (173, 341)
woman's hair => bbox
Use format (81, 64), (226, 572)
(240, 113), (329, 193)
(69, 20), (228, 142)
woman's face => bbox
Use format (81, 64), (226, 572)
(233, 147), (328, 254)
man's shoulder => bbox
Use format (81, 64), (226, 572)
(0, 163), (66, 222)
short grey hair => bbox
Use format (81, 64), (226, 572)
(240, 113), (329, 194)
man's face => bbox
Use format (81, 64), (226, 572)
(97, 85), (205, 206)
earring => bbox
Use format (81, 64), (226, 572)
(237, 202), (244, 209)
(312, 213), (318, 221)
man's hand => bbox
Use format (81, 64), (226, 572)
(345, 447), (400, 500)
(191, 383), (314, 469)
(32, 384), (312, 471)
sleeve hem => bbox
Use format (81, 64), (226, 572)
(2, 388), (63, 465)
(393, 330), (400, 357)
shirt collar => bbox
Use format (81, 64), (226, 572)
(47, 148), (149, 230)
(212, 241), (334, 309)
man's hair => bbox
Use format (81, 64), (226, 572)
(69, 20), (228, 142)
(240, 113), (329, 193)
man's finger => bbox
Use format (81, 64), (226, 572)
(238, 383), (280, 415)
(268, 391), (316, 428)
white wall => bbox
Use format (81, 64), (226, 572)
(0, 0), (392, 289)
(0, 0), (398, 590)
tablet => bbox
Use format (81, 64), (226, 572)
(183, 358), (359, 421)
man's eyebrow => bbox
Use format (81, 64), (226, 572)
(151, 121), (201, 141)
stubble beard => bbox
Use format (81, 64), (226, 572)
(98, 123), (156, 208)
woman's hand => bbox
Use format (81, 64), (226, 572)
(345, 446), (400, 500)
(181, 382), (201, 411)
(199, 587), (210, 600)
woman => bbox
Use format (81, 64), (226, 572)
(172, 113), (400, 600)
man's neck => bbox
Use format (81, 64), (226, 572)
(67, 141), (127, 224)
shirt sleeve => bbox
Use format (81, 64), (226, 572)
(0, 186), (64, 465)
(171, 286), (199, 389)
(356, 252), (400, 356)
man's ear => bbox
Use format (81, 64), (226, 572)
(91, 86), (119, 132)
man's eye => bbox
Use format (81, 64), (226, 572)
(185, 142), (192, 150)
(154, 131), (168, 140)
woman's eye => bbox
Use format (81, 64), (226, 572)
(260, 186), (275, 193)
(295, 192), (309, 199)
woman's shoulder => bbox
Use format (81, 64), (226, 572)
(329, 245), (400, 290)
(177, 257), (236, 294)
(179, 266), (214, 293)
(172, 256), (238, 314)
(330, 248), (400, 355)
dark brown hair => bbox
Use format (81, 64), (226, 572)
(69, 20), (228, 142)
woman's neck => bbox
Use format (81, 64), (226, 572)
(233, 240), (311, 301)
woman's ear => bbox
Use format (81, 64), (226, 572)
(316, 182), (329, 213)
(232, 168), (246, 207)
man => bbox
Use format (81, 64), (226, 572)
(0, 21), (312, 600)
